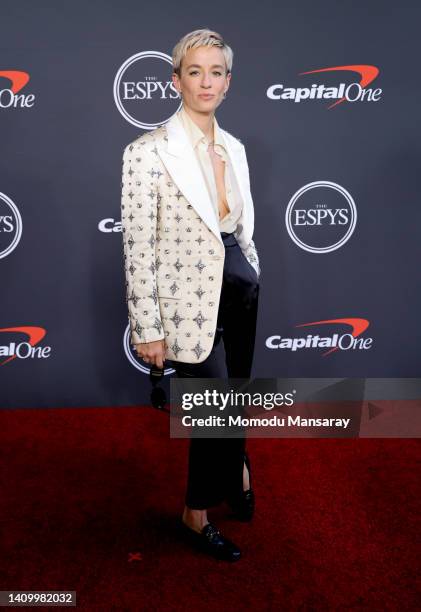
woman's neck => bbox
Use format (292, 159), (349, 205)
(182, 105), (214, 142)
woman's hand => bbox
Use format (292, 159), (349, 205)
(135, 339), (166, 369)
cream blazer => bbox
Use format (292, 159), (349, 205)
(121, 111), (260, 364)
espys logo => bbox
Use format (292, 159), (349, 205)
(0, 71), (35, 108)
(267, 64), (381, 109)
(123, 324), (175, 375)
(0, 192), (23, 259)
(266, 318), (373, 356)
(114, 51), (182, 129)
(0, 327), (51, 365)
(285, 181), (357, 253)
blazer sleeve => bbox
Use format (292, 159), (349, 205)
(121, 140), (165, 345)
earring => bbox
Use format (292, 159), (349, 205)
(223, 91), (227, 99)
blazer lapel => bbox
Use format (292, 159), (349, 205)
(157, 111), (254, 248)
(219, 129), (254, 246)
(157, 112), (223, 245)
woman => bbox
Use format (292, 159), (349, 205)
(121, 28), (260, 561)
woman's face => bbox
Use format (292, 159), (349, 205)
(172, 45), (231, 114)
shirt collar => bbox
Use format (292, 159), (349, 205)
(178, 105), (226, 152)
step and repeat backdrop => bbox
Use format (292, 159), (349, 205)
(1, 0), (420, 409)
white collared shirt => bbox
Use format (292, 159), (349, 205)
(177, 105), (243, 233)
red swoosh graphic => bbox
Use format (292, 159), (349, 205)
(0, 326), (46, 365)
(0, 71), (30, 93)
(298, 65), (379, 109)
(295, 317), (370, 356)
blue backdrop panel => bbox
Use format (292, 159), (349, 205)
(1, 0), (420, 409)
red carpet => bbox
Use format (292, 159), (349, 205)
(1, 406), (419, 610)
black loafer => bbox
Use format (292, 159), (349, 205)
(181, 521), (241, 562)
(226, 452), (255, 521)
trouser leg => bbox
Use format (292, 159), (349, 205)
(168, 233), (259, 510)
(214, 238), (260, 501)
(218, 239), (260, 379)
(170, 328), (231, 509)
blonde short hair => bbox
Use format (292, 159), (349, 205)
(172, 28), (233, 76)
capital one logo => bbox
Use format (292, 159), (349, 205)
(98, 218), (121, 233)
(114, 51), (182, 129)
(0, 327), (51, 366)
(266, 318), (373, 356)
(0, 192), (23, 259)
(267, 64), (382, 109)
(285, 181), (357, 253)
(123, 324), (175, 375)
(0, 71), (35, 109)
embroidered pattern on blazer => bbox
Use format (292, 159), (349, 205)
(121, 115), (260, 363)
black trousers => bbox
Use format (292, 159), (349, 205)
(167, 231), (259, 509)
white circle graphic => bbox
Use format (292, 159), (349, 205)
(0, 192), (23, 259)
(113, 51), (182, 129)
(285, 181), (357, 253)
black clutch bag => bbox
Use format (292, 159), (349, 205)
(149, 364), (168, 411)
